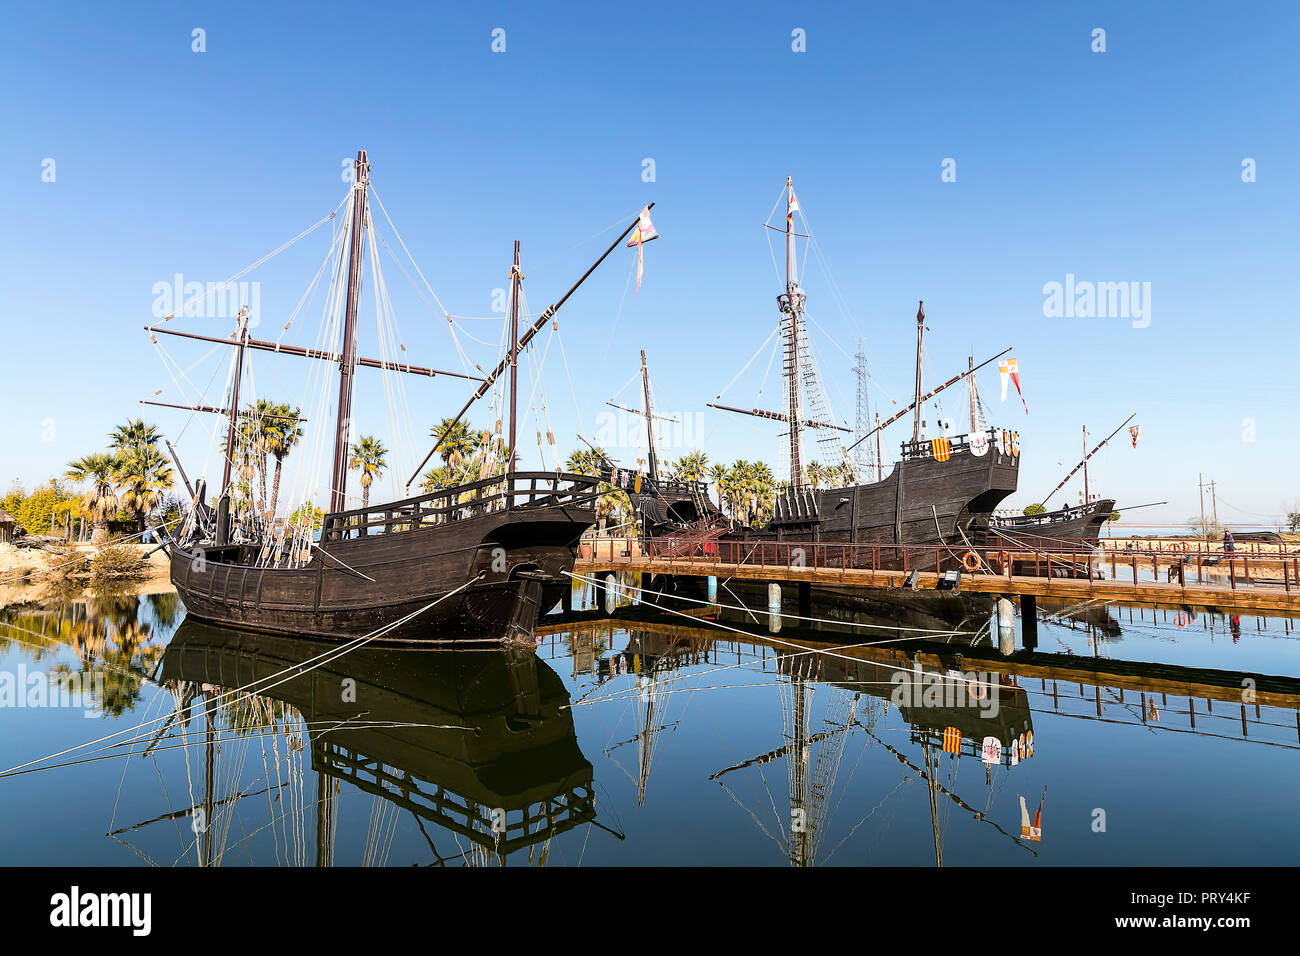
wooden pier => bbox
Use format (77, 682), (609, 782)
(574, 536), (1300, 615)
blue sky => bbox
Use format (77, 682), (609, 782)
(2, 1), (1297, 527)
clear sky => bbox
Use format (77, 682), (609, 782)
(2, 1), (1297, 528)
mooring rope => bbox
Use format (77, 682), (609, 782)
(0, 571), (487, 779)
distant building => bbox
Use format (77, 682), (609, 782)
(0, 509), (16, 544)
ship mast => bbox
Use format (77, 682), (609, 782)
(507, 240), (521, 473)
(778, 176), (806, 487)
(219, 306), (250, 496)
(408, 204), (653, 492)
(640, 349), (658, 483)
(1038, 413), (1135, 507)
(912, 301), (925, 443)
(329, 149), (370, 514)
(1081, 425), (1090, 505)
(967, 355), (978, 433)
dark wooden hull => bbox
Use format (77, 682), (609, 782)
(728, 437), (1020, 569)
(987, 498), (1116, 548)
(169, 502), (594, 643)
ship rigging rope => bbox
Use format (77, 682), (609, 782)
(369, 184), (482, 384)
(277, 200), (353, 525)
(170, 196), (349, 321)
(598, 253), (638, 361)
(555, 325), (588, 441)
(0, 572), (488, 779)
(711, 324), (781, 403)
(367, 212), (420, 494)
(0, 516), (184, 586)
(554, 593), (1004, 708)
(564, 569), (976, 636)
(147, 337), (229, 451)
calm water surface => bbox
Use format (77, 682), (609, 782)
(2, 579), (1298, 866)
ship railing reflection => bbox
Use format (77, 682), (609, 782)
(318, 741), (597, 856)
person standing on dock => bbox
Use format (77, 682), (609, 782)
(1223, 529), (1235, 555)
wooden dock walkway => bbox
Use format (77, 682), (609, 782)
(574, 537), (1300, 615)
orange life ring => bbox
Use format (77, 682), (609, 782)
(997, 550), (1012, 570)
(968, 680), (988, 701)
(962, 551), (980, 572)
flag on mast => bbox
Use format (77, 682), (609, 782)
(1129, 424), (1140, 448)
(787, 186), (800, 229)
(626, 206), (659, 293)
(998, 358), (1029, 414)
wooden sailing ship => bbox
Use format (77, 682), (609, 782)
(152, 152), (650, 643)
(597, 350), (726, 542)
(988, 416), (1133, 549)
(706, 177), (1022, 569)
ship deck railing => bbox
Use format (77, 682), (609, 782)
(998, 503), (1108, 527)
(322, 471), (601, 542)
(898, 427), (1008, 462)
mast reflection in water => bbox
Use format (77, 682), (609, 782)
(3, 584), (1300, 865)
(152, 622), (601, 866)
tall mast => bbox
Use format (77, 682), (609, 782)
(779, 176), (805, 487)
(967, 355), (977, 433)
(329, 149), (370, 514)
(507, 240), (521, 473)
(1082, 425), (1089, 505)
(875, 413), (883, 482)
(640, 349), (658, 483)
(407, 204), (653, 492)
(1039, 413), (1133, 506)
(220, 306), (250, 495)
(912, 301), (925, 443)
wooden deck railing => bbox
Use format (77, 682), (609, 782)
(322, 471), (600, 541)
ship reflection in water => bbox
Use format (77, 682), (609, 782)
(155, 621), (603, 866)
(2, 585), (1300, 865)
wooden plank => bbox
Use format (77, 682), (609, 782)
(573, 557), (1300, 614)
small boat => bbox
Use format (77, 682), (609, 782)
(152, 152), (650, 643)
(988, 416), (1134, 550)
(989, 497), (1117, 550)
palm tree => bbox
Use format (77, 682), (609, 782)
(431, 418), (477, 468)
(114, 445), (173, 525)
(564, 447), (606, 477)
(250, 399), (280, 511)
(263, 402), (303, 517)
(348, 436), (388, 510)
(675, 450), (710, 483)
(109, 420), (162, 455)
(106, 418), (173, 527)
(806, 460), (827, 489)
(420, 464), (454, 494)
(750, 460), (775, 524)
(65, 453), (120, 544)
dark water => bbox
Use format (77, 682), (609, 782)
(2, 580), (1298, 866)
